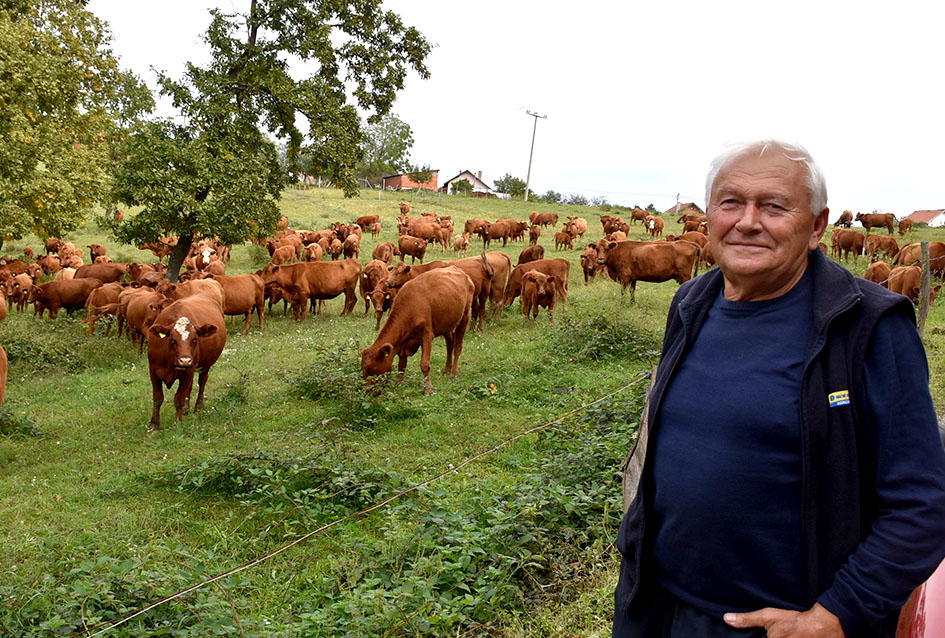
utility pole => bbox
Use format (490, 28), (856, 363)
(524, 110), (547, 203)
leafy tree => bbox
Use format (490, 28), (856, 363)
(111, 0), (430, 279)
(356, 113), (414, 184)
(406, 164), (434, 190)
(566, 193), (589, 206)
(451, 179), (473, 195)
(590, 195), (608, 207)
(542, 190), (562, 204)
(645, 203), (658, 214)
(494, 173), (527, 198)
(0, 0), (151, 251)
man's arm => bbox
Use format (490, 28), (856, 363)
(724, 603), (843, 638)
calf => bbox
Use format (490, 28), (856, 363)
(271, 245), (296, 265)
(554, 230), (574, 251)
(452, 233), (470, 256)
(147, 293), (227, 431)
(645, 216), (665, 238)
(518, 245), (545, 265)
(529, 224), (541, 246)
(521, 270), (558, 322)
(505, 259), (570, 309)
(580, 244), (602, 284)
(371, 222), (382, 239)
(361, 267), (474, 395)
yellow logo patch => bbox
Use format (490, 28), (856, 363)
(828, 390), (851, 407)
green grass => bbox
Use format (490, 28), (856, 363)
(1, 190), (943, 636)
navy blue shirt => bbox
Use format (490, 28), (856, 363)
(651, 272), (813, 617)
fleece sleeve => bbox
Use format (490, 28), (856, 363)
(817, 310), (945, 636)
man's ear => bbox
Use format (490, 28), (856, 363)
(810, 208), (830, 248)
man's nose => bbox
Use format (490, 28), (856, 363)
(735, 203), (763, 231)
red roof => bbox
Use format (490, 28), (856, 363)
(905, 209), (945, 223)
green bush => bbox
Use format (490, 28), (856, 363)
(544, 312), (661, 362)
(0, 405), (40, 437)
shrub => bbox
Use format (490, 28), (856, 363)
(544, 312), (661, 362)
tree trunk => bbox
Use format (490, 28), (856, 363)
(165, 234), (194, 283)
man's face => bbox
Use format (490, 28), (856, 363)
(707, 151), (827, 299)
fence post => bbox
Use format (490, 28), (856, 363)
(919, 241), (930, 338)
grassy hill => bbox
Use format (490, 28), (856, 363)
(0, 188), (942, 636)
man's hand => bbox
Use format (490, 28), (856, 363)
(723, 602), (844, 638)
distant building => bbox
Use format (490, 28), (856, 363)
(439, 170), (508, 198)
(380, 170), (439, 191)
(903, 209), (945, 227)
(664, 202), (705, 217)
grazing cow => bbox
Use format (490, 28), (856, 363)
(835, 210), (854, 228)
(668, 231), (709, 249)
(355, 214), (379, 230)
(580, 244), (603, 284)
(85, 282), (125, 335)
(74, 262), (127, 284)
(554, 230), (574, 251)
(534, 213), (558, 228)
(894, 241), (945, 277)
(260, 260), (361, 321)
(87, 244), (107, 263)
(372, 242), (400, 265)
(36, 254), (61, 275)
(898, 219), (913, 236)
(645, 216), (665, 238)
(23, 246), (34, 260)
(521, 270), (558, 322)
(146, 292), (227, 431)
(452, 233), (470, 256)
(371, 222), (382, 239)
(343, 234), (360, 260)
(212, 274), (265, 334)
(630, 209), (648, 225)
(361, 266), (474, 395)
(505, 259), (570, 309)
(399, 202), (410, 215)
(864, 261), (892, 288)
(887, 266), (941, 305)
(831, 228), (866, 264)
(865, 235), (899, 262)
(597, 239), (700, 302)
(518, 245), (545, 265)
(398, 235), (427, 263)
(855, 212), (895, 234)
(45, 237), (63, 254)
(359, 260), (389, 315)
(29, 277), (104, 319)
(403, 219), (439, 243)
(529, 224), (541, 246)
(156, 279), (226, 311)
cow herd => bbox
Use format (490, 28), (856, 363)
(0, 203), (938, 426)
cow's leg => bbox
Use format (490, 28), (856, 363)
(194, 368), (210, 412)
(174, 369), (196, 424)
(443, 332), (455, 375)
(450, 310), (470, 377)
(420, 331), (434, 394)
(241, 311), (250, 335)
(396, 351), (408, 383)
(149, 372), (165, 431)
(630, 281), (637, 303)
(257, 303), (264, 332)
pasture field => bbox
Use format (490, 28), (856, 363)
(0, 189), (943, 637)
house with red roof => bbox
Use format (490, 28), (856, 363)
(903, 209), (945, 227)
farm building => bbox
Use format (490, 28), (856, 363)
(440, 170), (507, 198)
(903, 209), (945, 227)
(380, 170), (439, 192)
(664, 202), (705, 217)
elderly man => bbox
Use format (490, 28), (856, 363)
(612, 140), (945, 637)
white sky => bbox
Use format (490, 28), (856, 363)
(87, 0), (945, 220)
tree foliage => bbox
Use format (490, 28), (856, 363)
(451, 178), (473, 195)
(542, 190), (562, 204)
(566, 193), (589, 206)
(356, 113), (414, 184)
(111, 0), (430, 278)
(645, 203), (658, 214)
(0, 0), (151, 248)
(494, 173), (526, 198)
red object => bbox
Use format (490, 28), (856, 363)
(897, 557), (945, 637)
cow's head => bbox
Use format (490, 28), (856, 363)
(361, 342), (395, 380)
(149, 316), (218, 369)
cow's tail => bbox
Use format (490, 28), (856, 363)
(480, 252), (495, 281)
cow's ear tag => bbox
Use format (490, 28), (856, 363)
(158, 332), (167, 339)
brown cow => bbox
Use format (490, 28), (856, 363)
(855, 212), (895, 234)
(683, 220), (707, 234)
(260, 260), (361, 321)
(212, 274), (265, 334)
(485, 251), (512, 320)
(864, 261), (892, 288)
(480, 221), (510, 248)
(359, 260), (389, 315)
(887, 266), (941, 304)
(580, 244), (603, 284)
(361, 266), (474, 395)
(597, 240), (700, 302)
(452, 233), (470, 256)
(372, 242), (400, 265)
(304, 243), (324, 262)
(865, 235), (899, 262)
(156, 279), (226, 310)
(328, 238), (343, 260)
(831, 228), (866, 264)
(87, 244), (107, 263)
(505, 259), (570, 309)
(629, 209), (648, 225)
(147, 292), (227, 431)
(6, 273), (34, 311)
(894, 241), (945, 277)
(521, 270), (558, 322)
(534, 213), (558, 228)
(23, 246), (34, 260)
(500, 219), (529, 242)
(554, 230), (574, 251)
(29, 277), (103, 319)
(898, 219), (913, 236)
(387, 255), (494, 330)
(45, 237), (63, 254)
(399, 202), (410, 215)
(369, 286), (397, 331)
(371, 222), (382, 239)
(518, 245), (545, 265)
(398, 235), (427, 263)
(343, 234), (360, 260)
(123, 290), (172, 353)
(36, 254), (61, 275)
(464, 219), (489, 235)
(355, 214), (379, 230)
(74, 262), (127, 284)
(645, 216), (665, 238)
(529, 224), (541, 246)
(85, 282), (125, 335)
(835, 210), (853, 228)
(54, 267), (76, 281)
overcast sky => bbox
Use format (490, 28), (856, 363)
(86, 0), (945, 220)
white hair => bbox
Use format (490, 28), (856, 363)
(705, 139), (828, 216)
